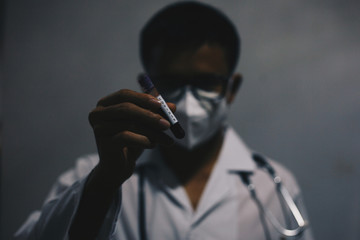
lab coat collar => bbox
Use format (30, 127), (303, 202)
(136, 126), (256, 173)
(189, 127), (257, 222)
(217, 126), (256, 173)
(135, 126), (257, 217)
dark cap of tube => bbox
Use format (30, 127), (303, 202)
(138, 74), (154, 93)
(171, 122), (185, 139)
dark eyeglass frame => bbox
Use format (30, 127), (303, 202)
(149, 73), (230, 101)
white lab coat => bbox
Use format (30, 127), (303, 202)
(15, 127), (314, 240)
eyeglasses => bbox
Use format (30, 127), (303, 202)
(150, 74), (229, 102)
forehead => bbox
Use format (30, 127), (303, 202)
(152, 44), (230, 76)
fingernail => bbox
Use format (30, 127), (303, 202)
(159, 118), (170, 129)
(149, 98), (161, 105)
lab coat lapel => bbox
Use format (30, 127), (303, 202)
(192, 127), (256, 225)
(139, 149), (193, 213)
(157, 160), (194, 213)
(192, 160), (231, 224)
(137, 127), (257, 220)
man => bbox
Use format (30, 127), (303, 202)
(15, 2), (313, 239)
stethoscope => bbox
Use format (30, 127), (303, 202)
(137, 153), (308, 240)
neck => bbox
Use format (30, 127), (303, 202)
(159, 128), (225, 184)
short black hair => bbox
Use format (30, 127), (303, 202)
(140, 1), (240, 74)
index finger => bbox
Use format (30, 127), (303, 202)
(97, 89), (161, 110)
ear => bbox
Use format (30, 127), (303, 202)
(226, 73), (243, 104)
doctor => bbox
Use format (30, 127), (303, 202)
(15, 2), (314, 240)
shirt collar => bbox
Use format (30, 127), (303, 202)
(216, 126), (256, 173)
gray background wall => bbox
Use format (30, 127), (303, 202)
(2, 0), (360, 239)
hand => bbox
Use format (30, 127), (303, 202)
(88, 89), (175, 187)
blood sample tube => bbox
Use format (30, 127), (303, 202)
(138, 74), (185, 139)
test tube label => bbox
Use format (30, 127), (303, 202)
(157, 95), (178, 125)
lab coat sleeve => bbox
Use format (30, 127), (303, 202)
(13, 154), (122, 240)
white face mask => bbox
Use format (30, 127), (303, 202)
(170, 87), (228, 150)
